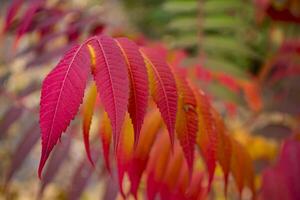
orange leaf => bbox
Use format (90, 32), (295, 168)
(211, 108), (232, 194)
(230, 138), (255, 198)
(128, 110), (162, 198)
(99, 112), (112, 172)
(241, 81), (263, 112)
(173, 67), (198, 174)
(160, 142), (184, 199)
(141, 47), (178, 147)
(116, 113), (134, 197)
(193, 87), (217, 189)
(82, 83), (97, 166)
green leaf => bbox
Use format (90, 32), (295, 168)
(204, 0), (243, 13)
(204, 57), (248, 78)
(162, 1), (197, 14)
(203, 36), (259, 59)
(167, 17), (197, 31)
(203, 16), (243, 30)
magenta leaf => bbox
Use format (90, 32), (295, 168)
(260, 139), (300, 200)
(115, 37), (149, 146)
(89, 35), (129, 151)
(38, 43), (90, 177)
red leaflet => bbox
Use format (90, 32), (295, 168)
(2, 0), (24, 33)
(173, 69), (198, 174)
(82, 83), (97, 166)
(195, 65), (213, 83)
(115, 38), (149, 146)
(214, 72), (240, 93)
(38, 44), (90, 177)
(141, 47), (178, 146)
(89, 35), (129, 152)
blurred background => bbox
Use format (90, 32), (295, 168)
(0, 0), (300, 199)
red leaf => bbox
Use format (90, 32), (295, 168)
(141, 47), (178, 146)
(38, 44), (90, 177)
(195, 65), (213, 83)
(277, 139), (300, 199)
(173, 69), (198, 174)
(214, 72), (240, 93)
(115, 38), (149, 146)
(82, 83), (97, 166)
(89, 35), (129, 152)
(260, 139), (300, 200)
(260, 168), (293, 200)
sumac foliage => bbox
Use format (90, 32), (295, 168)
(4, 0), (300, 199)
(38, 34), (255, 199)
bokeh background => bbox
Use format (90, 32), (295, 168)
(0, 0), (300, 199)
